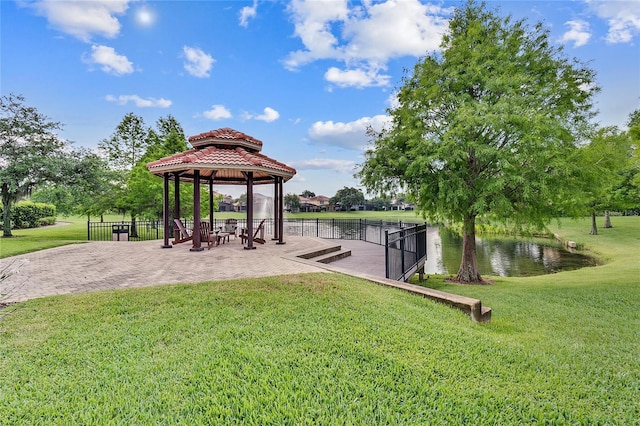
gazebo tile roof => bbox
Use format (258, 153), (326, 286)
(188, 127), (263, 151)
(146, 130), (296, 182)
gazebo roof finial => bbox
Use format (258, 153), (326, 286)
(188, 127), (263, 152)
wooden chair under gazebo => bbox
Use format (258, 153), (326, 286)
(146, 128), (296, 251)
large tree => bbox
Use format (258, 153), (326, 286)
(358, 1), (597, 283)
(0, 94), (68, 237)
(331, 186), (365, 211)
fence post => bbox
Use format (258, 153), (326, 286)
(400, 229), (406, 281)
(385, 230), (389, 279)
(87, 221), (90, 241)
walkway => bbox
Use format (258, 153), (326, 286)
(0, 237), (384, 304)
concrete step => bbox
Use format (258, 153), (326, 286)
(296, 245), (341, 260)
(312, 249), (352, 264)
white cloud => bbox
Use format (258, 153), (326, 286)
(587, 0), (640, 43)
(239, 0), (258, 28)
(85, 45), (133, 75)
(289, 158), (356, 174)
(255, 107), (281, 122)
(203, 105), (232, 120)
(308, 115), (391, 150)
(325, 66), (390, 88)
(182, 46), (215, 78)
(24, 0), (130, 42)
(242, 107), (280, 122)
(285, 0), (451, 88)
(105, 95), (171, 108)
(284, 0), (350, 69)
(341, 1), (450, 60)
(560, 20), (592, 47)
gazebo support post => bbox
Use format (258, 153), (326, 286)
(272, 176), (279, 241)
(173, 172), (181, 243)
(190, 170), (203, 251)
(277, 176), (285, 245)
(161, 173), (172, 248)
(208, 176), (215, 229)
(244, 171), (256, 250)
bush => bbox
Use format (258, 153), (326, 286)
(0, 201), (57, 229)
(39, 216), (57, 226)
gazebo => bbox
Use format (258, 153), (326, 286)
(146, 128), (296, 251)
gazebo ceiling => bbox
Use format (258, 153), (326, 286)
(146, 128), (296, 185)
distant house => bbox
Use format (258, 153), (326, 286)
(217, 194), (235, 212)
(296, 195), (334, 212)
(390, 201), (414, 211)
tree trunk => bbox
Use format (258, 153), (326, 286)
(1, 186), (13, 238)
(604, 210), (612, 228)
(589, 211), (598, 235)
(455, 215), (483, 283)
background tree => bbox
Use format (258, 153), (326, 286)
(358, 1), (597, 283)
(300, 190), (316, 198)
(578, 126), (634, 234)
(0, 94), (68, 237)
(628, 110), (640, 191)
(284, 193), (301, 211)
(32, 149), (119, 220)
(236, 193), (247, 209)
(155, 114), (186, 142)
(368, 197), (392, 211)
(128, 129), (190, 219)
(331, 187), (365, 211)
(98, 112), (151, 171)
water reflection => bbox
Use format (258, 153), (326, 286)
(425, 227), (596, 277)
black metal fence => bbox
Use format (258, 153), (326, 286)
(88, 218), (417, 243)
(88, 220), (165, 242)
(385, 223), (428, 281)
(88, 218), (427, 281)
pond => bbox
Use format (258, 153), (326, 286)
(424, 227), (596, 277)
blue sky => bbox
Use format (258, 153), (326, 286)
(2, 0), (639, 199)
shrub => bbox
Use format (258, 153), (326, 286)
(1, 201), (57, 229)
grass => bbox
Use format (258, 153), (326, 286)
(1, 216), (639, 423)
(0, 217), (87, 258)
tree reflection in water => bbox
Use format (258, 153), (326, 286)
(425, 227), (596, 277)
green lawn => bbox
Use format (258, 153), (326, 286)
(1, 216), (639, 423)
(0, 217), (87, 258)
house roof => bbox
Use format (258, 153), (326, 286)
(146, 128), (295, 185)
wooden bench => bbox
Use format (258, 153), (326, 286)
(240, 219), (266, 244)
